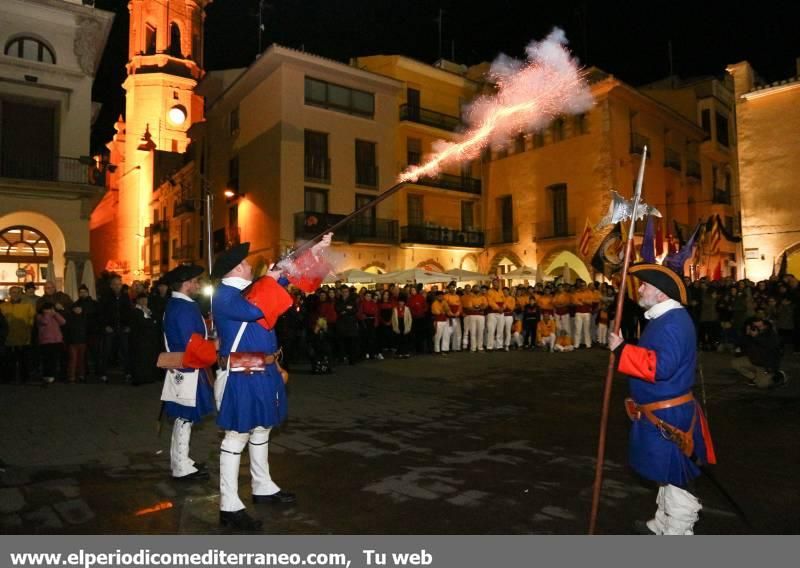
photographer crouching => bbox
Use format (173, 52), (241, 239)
(731, 317), (788, 389)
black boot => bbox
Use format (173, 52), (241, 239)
(219, 509), (262, 531)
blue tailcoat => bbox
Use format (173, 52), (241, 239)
(625, 307), (711, 487)
(213, 284), (288, 433)
(163, 297), (215, 422)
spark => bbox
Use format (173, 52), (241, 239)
(399, 28), (593, 184)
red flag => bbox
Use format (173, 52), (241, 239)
(712, 260), (722, 281)
(709, 216), (721, 255)
(578, 219), (593, 258)
(655, 220), (664, 256)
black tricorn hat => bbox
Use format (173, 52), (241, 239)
(629, 263), (687, 304)
(211, 242), (250, 279)
(164, 263), (204, 285)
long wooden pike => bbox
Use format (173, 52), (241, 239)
(588, 146), (648, 534)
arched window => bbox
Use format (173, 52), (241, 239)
(169, 22), (182, 57)
(4, 36), (55, 64)
(0, 226), (53, 285)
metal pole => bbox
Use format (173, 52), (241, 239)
(588, 146), (647, 534)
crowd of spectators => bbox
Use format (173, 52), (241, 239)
(2, 270), (795, 389)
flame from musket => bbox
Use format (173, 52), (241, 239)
(399, 28), (593, 184)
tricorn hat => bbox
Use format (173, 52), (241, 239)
(629, 263), (687, 304)
(164, 263), (204, 285)
(211, 242), (250, 279)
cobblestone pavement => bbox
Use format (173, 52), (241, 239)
(1, 348), (798, 534)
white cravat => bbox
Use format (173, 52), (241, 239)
(222, 277), (251, 290)
(171, 292), (195, 303)
(644, 298), (682, 320)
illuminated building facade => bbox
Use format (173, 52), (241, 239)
(0, 0), (113, 293)
(728, 59), (800, 280)
(90, 0), (210, 280)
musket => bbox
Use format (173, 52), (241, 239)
(588, 146), (648, 534)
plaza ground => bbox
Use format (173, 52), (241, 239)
(1, 347), (798, 534)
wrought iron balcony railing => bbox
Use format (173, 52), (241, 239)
(664, 148), (682, 171)
(686, 160), (701, 179)
(532, 217), (576, 240)
(399, 104), (461, 132)
(400, 225), (484, 248)
(355, 164), (379, 188)
(486, 225), (519, 245)
(404, 169), (482, 195)
(0, 155), (105, 186)
(294, 211), (398, 244)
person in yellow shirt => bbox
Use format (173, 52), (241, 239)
(571, 279), (593, 348)
(500, 287), (516, 351)
(485, 279), (505, 351)
(589, 282), (603, 344)
(535, 287), (555, 318)
(536, 312), (556, 352)
(463, 287), (487, 352)
(443, 282), (463, 352)
(1, 286), (36, 382)
(553, 283), (572, 336)
(515, 286), (529, 310)
(430, 290), (452, 354)
(554, 329), (575, 352)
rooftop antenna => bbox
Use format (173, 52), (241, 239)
(434, 8), (444, 61)
(256, 1), (271, 57)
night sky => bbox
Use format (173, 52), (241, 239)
(91, 0), (800, 152)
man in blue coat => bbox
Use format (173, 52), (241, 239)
(160, 264), (217, 481)
(211, 243), (296, 531)
(609, 264), (716, 535)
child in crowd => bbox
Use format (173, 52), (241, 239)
(36, 301), (65, 384)
(554, 329), (575, 352)
(391, 294), (413, 358)
(536, 313), (556, 352)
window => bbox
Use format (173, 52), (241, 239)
(4, 37), (55, 64)
(574, 113), (589, 135)
(407, 138), (422, 166)
(354, 194), (376, 236)
(0, 226), (53, 285)
(498, 196), (513, 242)
(169, 23), (182, 57)
(407, 88), (421, 121)
(304, 130), (330, 182)
(304, 77), (374, 119)
(532, 132), (545, 148)
(551, 118), (566, 142)
(461, 201), (474, 231)
(229, 106), (240, 135)
(355, 140), (377, 187)
(145, 24), (157, 55)
(701, 109), (711, 138)
(549, 184), (568, 237)
(0, 101), (56, 181)
(715, 112), (730, 147)
(514, 133), (526, 153)
(407, 195), (423, 226)
(304, 188), (328, 213)
(228, 156), (239, 190)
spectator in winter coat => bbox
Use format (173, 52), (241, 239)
(391, 294), (413, 358)
(1, 286), (36, 382)
(36, 301), (66, 384)
(64, 284), (97, 383)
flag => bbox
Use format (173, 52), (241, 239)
(712, 260), (722, 281)
(577, 218), (593, 259)
(640, 215), (656, 263)
(717, 214), (742, 243)
(663, 222), (701, 275)
(591, 223), (624, 276)
(709, 216), (721, 255)
(655, 219), (664, 257)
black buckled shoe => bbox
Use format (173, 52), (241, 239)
(252, 490), (296, 504)
(632, 520), (658, 535)
(219, 509), (263, 531)
(172, 469), (209, 482)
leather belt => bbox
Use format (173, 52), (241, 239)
(218, 351), (280, 371)
(625, 393), (697, 457)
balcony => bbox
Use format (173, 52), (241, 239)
(713, 188), (732, 205)
(174, 199), (196, 216)
(401, 225), (485, 248)
(687, 160), (701, 180)
(294, 211), (398, 244)
(487, 226), (519, 245)
(532, 217), (576, 240)
(664, 148), (682, 171)
(630, 133), (650, 155)
(399, 104), (461, 132)
(355, 164), (379, 188)
(406, 171), (482, 195)
(149, 220), (169, 234)
(348, 218), (399, 244)
(304, 155), (331, 184)
(0, 155), (105, 187)
(171, 244), (195, 261)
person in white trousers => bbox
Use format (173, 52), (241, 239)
(431, 291), (452, 353)
(485, 280), (505, 351)
(462, 287), (487, 351)
(444, 283), (463, 352)
(500, 287), (516, 351)
(572, 280), (593, 348)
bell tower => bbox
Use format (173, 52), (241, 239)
(112, 0), (212, 279)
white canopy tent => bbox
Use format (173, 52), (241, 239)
(445, 268), (493, 282)
(374, 268), (452, 285)
(64, 260), (78, 300)
(80, 259), (96, 298)
(502, 265), (538, 281)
